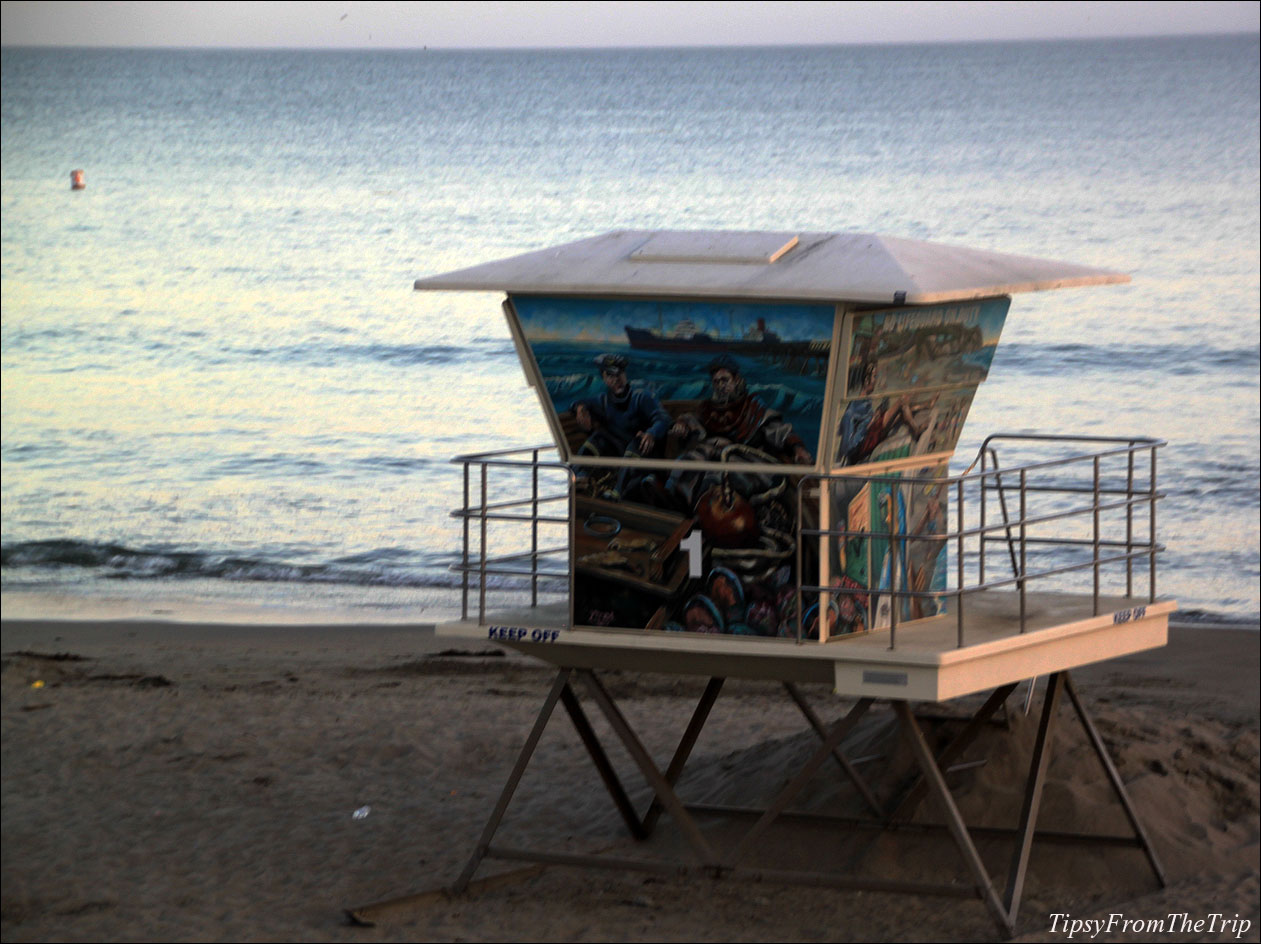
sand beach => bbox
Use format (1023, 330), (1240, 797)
(1, 611), (1256, 942)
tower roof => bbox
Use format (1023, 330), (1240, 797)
(414, 229), (1128, 305)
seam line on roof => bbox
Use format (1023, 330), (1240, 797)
(870, 233), (923, 296)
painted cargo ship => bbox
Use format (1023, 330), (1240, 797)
(625, 318), (828, 365)
(625, 316), (780, 352)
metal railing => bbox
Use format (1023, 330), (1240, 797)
(451, 434), (1165, 646)
(450, 446), (573, 622)
(795, 434), (1165, 647)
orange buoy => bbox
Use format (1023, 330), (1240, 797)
(70, 169), (85, 190)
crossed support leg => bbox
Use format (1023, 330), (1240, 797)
(451, 667), (726, 891)
(890, 671), (1167, 936)
(783, 681), (883, 817)
(449, 666), (1166, 940)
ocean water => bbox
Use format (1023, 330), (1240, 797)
(2, 36), (1258, 624)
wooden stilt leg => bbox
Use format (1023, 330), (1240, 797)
(451, 667), (571, 893)
(894, 701), (1014, 939)
(642, 677), (725, 835)
(560, 682), (647, 839)
(579, 670), (720, 866)
(783, 682), (883, 817)
(1003, 671), (1063, 923)
(888, 683), (1018, 821)
(1063, 673), (1167, 887)
(727, 698), (874, 866)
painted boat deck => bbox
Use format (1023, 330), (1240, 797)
(436, 590), (1174, 701)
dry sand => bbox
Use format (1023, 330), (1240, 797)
(1, 616), (1257, 942)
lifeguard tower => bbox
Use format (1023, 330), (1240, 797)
(388, 231), (1173, 936)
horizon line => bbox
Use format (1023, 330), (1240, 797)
(3, 29), (1257, 54)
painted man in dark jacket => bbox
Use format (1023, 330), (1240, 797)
(571, 354), (671, 499)
(572, 353), (671, 459)
(670, 355), (812, 465)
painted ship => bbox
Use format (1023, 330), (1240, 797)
(626, 317), (800, 354)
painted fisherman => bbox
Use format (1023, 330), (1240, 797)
(670, 355), (812, 466)
(570, 353), (671, 498)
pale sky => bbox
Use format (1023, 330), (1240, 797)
(1, 0), (1257, 49)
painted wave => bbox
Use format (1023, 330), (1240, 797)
(544, 375), (824, 416)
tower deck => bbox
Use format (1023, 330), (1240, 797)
(436, 590), (1174, 700)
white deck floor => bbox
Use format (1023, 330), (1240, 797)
(435, 590), (1175, 700)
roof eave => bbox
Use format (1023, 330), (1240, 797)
(412, 272), (1130, 306)
(902, 272), (1132, 305)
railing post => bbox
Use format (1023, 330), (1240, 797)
(568, 467), (578, 630)
(991, 448), (1020, 581)
(462, 461), (471, 621)
(817, 475), (834, 643)
(1092, 455), (1101, 615)
(956, 476), (965, 648)
(887, 478), (897, 650)
(1125, 445), (1135, 599)
(531, 448), (540, 608)
(796, 478), (806, 644)
(1019, 468), (1027, 634)
(1149, 445), (1158, 603)
(479, 462), (489, 623)
(978, 448), (987, 586)
(886, 476), (898, 650)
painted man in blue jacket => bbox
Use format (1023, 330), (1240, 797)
(572, 354), (671, 464)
